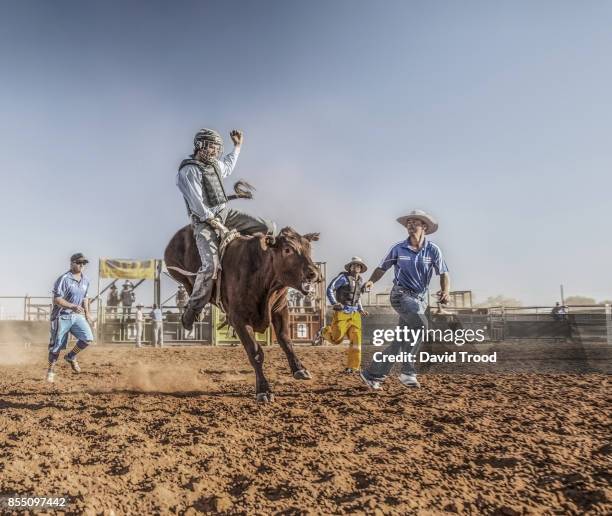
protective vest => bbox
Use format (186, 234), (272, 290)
(335, 273), (364, 306)
(179, 158), (228, 211)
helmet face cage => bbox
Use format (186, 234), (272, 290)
(194, 129), (224, 160)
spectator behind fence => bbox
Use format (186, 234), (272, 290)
(551, 302), (568, 321)
(150, 303), (164, 347)
(288, 288), (304, 312)
(121, 281), (135, 319)
(106, 284), (119, 318)
(176, 285), (188, 314)
(135, 303), (144, 348)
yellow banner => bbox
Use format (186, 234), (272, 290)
(99, 259), (157, 280)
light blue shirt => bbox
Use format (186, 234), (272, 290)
(176, 148), (241, 221)
(150, 308), (163, 322)
(51, 271), (90, 320)
(378, 238), (449, 295)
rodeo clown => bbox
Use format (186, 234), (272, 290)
(46, 253), (95, 383)
(176, 128), (274, 330)
(319, 257), (369, 373)
(360, 210), (450, 390)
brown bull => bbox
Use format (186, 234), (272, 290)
(164, 225), (321, 402)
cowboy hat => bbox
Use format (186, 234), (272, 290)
(344, 256), (368, 273)
(396, 209), (438, 234)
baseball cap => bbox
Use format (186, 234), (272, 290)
(70, 253), (89, 264)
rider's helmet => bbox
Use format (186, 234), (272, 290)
(194, 128), (223, 160)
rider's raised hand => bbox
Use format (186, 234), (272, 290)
(230, 130), (244, 146)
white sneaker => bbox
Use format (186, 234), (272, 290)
(360, 371), (382, 390)
(46, 370), (55, 383)
(398, 373), (420, 388)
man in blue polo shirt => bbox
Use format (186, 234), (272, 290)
(47, 253), (95, 383)
(360, 210), (450, 390)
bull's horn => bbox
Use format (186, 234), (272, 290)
(259, 234), (276, 250)
(303, 232), (320, 242)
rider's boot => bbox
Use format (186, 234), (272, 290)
(181, 277), (214, 331)
(181, 305), (199, 331)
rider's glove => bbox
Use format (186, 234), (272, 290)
(207, 217), (229, 237)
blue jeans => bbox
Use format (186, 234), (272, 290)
(365, 286), (428, 380)
(49, 314), (94, 355)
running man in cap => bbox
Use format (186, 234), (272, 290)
(46, 253), (95, 383)
(360, 210), (450, 390)
(318, 257), (369, 373)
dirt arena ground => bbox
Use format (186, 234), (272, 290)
(1, 344), (610, 515)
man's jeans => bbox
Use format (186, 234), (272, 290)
(365, 286), (428, 380)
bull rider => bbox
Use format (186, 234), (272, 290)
(176, 128), (274, 331)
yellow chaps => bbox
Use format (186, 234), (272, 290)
(322, 311), (362, 369)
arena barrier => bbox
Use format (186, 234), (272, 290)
(99, 305), (212, 345)
(330, 304), (612, 345)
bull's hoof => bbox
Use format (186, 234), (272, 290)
(256, 392), (275, 403)
(293, 369), (312, 380)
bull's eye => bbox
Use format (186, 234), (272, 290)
(283, 247), (293, 255)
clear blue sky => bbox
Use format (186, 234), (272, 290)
(0, 0), (610, 305)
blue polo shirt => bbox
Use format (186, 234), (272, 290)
(50, 271), (90, 320)
(378, 239), (448, 295)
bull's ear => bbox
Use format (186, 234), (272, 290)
(260, 234), (276, 250)
(303, 232), (320, 242)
